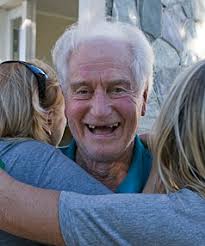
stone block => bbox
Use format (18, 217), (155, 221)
(183, 20), (197, 41)
(153, 38), (180, 70)
(154, 67), (180, 104)
(182, 0), (194, 18)
(106, 0), (113, 16)
(140, 0), (162, 38)
(161, 0), (183, 7)
(162, 11), (184, 52)
(138, 89), (160, 133)
(192, 0), (205, 21)
(181, 50), (198, 66)
(112, 0), (139, 26)
(166, 3), (187, 31)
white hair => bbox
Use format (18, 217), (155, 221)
(52, 20), (154, 95)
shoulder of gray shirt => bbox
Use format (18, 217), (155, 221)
(0, 139), (112, 245)
(0, 139), (112, 193)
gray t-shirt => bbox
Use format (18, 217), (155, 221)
(59, 189), (205, 246)
(0, 139), (112, 245)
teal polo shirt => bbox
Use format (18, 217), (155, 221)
(60, 135), (152, 193)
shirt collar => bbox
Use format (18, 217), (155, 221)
(115, 135), (152, 193)
(60, 135), (152, 193)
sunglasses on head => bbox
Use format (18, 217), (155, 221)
(1, 60), (48, 102)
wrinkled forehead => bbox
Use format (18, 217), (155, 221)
(68, 39), (132, 80)
(68, 39), (133, 71)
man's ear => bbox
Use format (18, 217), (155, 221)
(141, 87), (148, 116)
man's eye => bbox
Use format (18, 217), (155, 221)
(112, 87), (127, 94)
(75, 88), (90, 94)
(73, 87), (93, 99)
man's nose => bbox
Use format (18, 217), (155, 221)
(90, 92), (112, 118)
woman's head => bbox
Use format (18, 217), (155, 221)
(152, 60), (205, 196)
(0, 59), (66, 146)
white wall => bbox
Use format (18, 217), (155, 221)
(0, 4), (24, 61)
(0, 9), (8, 61)
(36, 12), (76, 65)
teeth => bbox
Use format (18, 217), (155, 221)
(88, 125), (96, 129)
(87, 123), (119, 129)
(109, 123), (119, 128)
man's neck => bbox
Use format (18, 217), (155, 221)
(76, 144), (134, 191)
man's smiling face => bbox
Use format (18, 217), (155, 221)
(65, 39), (147, 162)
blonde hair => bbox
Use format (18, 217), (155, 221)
(0, 59), (64, 145)
(152, 60), (205, 197)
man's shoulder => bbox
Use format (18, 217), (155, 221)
(58, 139), (76, 160)
(58, 145), (69, 155)
(116, 135), (152, 193)
(134, 135), (152, 159)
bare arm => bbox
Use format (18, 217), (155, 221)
(0, 170), (65, 245)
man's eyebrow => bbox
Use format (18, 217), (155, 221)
(69, 80), (132, 90)
(107, 80), (131, 86)
(70, 81), (89, 89)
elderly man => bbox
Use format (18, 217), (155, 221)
(54, 20), (154, 192)
(0, 20), (154, 245)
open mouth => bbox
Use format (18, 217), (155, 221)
(86, 122), (120, 135)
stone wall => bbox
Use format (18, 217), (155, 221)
(106, 0), (205, 133)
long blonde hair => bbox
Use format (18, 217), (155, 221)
(152, 60), (205, 197)
(0, 59), (64, 145)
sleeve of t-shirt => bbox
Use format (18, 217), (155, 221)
(58, 190), (204, 246)
(3, 140), (112, 195)
(58, 191), (175, 246)
(37, 147), (112, 194)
